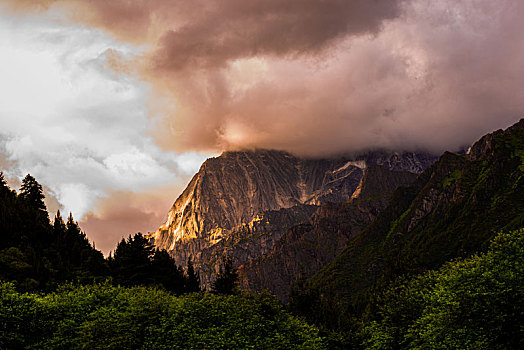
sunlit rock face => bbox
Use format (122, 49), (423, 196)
(148, 149), (436, 288)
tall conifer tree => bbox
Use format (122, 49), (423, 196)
(211, 255), (238, 294)
(0, 171), (7, 188)
(19, 174), (46, 212)
(186, 256), (201, 292)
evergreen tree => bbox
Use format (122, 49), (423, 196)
(185, 256), (200, 292)
(111, 233), (154, 287)
(58, 212), (108, 282)
(151, 249), (186, 294)
(53, 211), (66, 232)
(65, 213), (85, 267)
(0, 173), (107, 290)
(50, 210), (67, 278)
(0, 171), (7, 188)
(211, 255), (238, 295)
(53, 211), (67, 247)
(0, 171), (14, 246)
(19, 174), (46, 212)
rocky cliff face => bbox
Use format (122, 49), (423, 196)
(165, 204), (319, 288)
(148, 149), (436, 288)
(150, 150), (361, 262)
(238, 165), (418, 300)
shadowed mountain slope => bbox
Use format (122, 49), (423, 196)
(239, 165), (418, 300)
(306, 118), (524, 319)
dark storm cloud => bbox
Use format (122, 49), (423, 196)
(145, 0), (524, 156)
(152, 0), (401, 70)
(3, 1), (401, 51)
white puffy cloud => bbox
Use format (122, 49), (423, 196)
(0, 13), (211, 224)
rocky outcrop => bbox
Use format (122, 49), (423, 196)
(151, 151), (361, 249)
(148, 149), (436, 288)
(354, 150), (437, 174)
(167, 204), (318, 288)
(238, 165), (418, 300)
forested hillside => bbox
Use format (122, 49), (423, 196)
(360, 228), (523, 349)
(289, 119), (524, 348)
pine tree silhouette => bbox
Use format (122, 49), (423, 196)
(211, 255), (238, 295)
(111, 233), (154, 286)
(185, 256), (201, 292)
(151, 249), (186, 294)
(0, 171), (7, 188)
(19, 174), (46, 212)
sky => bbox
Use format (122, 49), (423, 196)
(0, 0), (523, 254)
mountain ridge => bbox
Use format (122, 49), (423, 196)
(148, 149), (437, 287)
(304, 118), (524, 321)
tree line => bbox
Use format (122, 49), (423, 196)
(0, 172), (237, 294)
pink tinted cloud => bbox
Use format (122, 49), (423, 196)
(147, 0), (524, 156)
(80, 189), (179, 255)
(8, 0), (522, 157)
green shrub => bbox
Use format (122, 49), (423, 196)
(361, 228), (524, 350)
(0, 283), (326, 349)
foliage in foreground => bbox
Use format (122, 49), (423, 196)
(360, 228), (524, 350)
(0, 283), (326, 349)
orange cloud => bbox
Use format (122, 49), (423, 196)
(80, 187), (184, 255)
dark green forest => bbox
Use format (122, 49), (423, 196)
(0, 283), (325, 349)
(0, 173), (200, 294)
(360, 228), (523, 349)
(1, 224), (522, 349)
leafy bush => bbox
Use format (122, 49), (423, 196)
(361, 228), (524, 349)
(0, 283), (326, 349)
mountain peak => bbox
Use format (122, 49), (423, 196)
(467, 117), (524, 161)
(148, 149), (437, 282)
